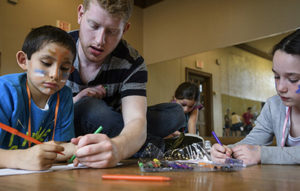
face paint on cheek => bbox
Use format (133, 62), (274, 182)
(34, 69), (47, 77)
(296, 85), (300, 94)
(60, 71), (70, 82)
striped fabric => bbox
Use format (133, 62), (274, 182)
(67, 30), (147, 111)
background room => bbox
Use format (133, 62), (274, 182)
(0, 0), (300, 138)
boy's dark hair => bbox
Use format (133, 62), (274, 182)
(272, 29), (300, 56)
(175, 82), (199, 101)
(22, 25), (76, 62)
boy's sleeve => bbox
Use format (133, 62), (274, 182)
(0, 82), (16, 145)
(54, 87), (75, 142)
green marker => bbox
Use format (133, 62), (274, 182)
(68, 126), (103, 163)
(94, 126), (103, 134)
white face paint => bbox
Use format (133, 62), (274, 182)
(34, 68), (70, 82)
(34, 69), (47, 77)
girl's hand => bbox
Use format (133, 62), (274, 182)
(164, 131), (181, 139)
(211, 143), (233, 164)
(232, 144), (261, 165)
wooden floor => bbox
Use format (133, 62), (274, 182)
(0, 160), (299, 191)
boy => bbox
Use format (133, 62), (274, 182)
(0, 25), (76, 170)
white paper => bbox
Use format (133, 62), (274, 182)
(0, 163), (88, 176)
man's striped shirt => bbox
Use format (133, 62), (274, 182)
(67, 30), (148, 111)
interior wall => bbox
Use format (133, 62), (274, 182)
(124, 6), (143, 56)
(0, 0), (143, 75)
(147, 46), (276, 135)
(146, 58), (182, 106)
(0, 0), (81, 75)
(143, 0), (300, 64)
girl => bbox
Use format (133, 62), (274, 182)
(171, 82), (201, 135)
(211, 29), (300, 165)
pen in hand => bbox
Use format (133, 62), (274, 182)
(212, 131), (233, 158)
(212, 131), (223, 146)
(68, 125), (103, 163)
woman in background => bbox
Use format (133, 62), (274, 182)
(169, 82), (201, 136)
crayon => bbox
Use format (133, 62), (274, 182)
(102, 174), (171, 181)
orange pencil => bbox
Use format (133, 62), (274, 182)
(102, 174), (171, 181)
(0, 122), (64, 155)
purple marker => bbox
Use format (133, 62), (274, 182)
(212, 131), (223, 146)
(296, 85), (300, 94)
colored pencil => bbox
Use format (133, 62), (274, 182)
(0, 122), (64, 155)
(102, 174), (171, 181)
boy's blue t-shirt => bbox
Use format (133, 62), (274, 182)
(0, 73), (75, 149)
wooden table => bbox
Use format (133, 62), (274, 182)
(0, 160), (299, 191)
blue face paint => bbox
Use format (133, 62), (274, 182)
(62, 72), (69, 80)
(34, 69), (47, 77)
(296, 85), (300, 94)
(60, 72), (69, 82)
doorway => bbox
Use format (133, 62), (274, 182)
(185, 68), (213, 136)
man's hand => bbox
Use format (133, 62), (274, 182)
(211, 143), (233, 164)
(232, 144), (261, 165)
(73, 85), (106, 103)
(164, 130), (181, 139)
(71, 134), (120, 168)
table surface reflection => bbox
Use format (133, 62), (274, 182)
(0, 160), (299, 191)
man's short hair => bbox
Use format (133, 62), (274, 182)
(83, 0), (134, 22)
(22, 25), (76, 62)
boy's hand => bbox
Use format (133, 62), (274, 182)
(18, 141), (64, 171)
(211, 143), (233, 164)
(232, 144), (261, 165)
(71, 134), (119, 168)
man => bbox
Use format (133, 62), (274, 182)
(224, 108), (231, 136)
(67, 0), (147, 168)
(242, 107), (254, 135)
(231, 112), (242, 137)
(67, 0), (185, 168)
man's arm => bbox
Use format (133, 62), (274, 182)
(112, 95), (147, 160)
(71, 95), (147, 168)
